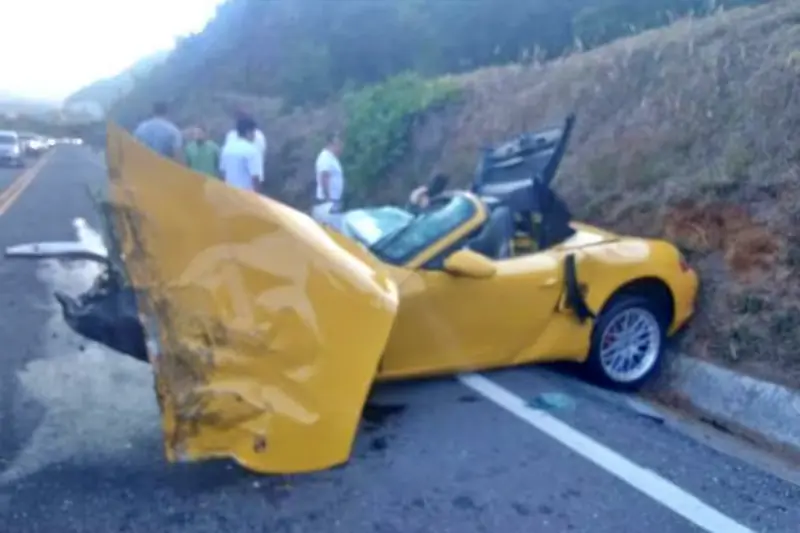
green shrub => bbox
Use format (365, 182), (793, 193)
(342, 73), (460, 194)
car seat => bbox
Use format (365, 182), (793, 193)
(467, 205), (515, 259)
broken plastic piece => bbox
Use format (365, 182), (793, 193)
(529, 392), (576, 411)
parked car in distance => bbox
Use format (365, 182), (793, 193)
(17, 132), (35, 155)
(18, 131), (49, 157)
(54, 137), (83, 146)
(0, 130), (26, 167)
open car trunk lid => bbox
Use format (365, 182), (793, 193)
(98, 124), (399, 473)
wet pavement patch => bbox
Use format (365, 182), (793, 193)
(359, 403), (407, 455)
(369, 436), (389, 452)
(511, 502), (531, 516)
(361, 403), (406, 432)
(451, 494), (481, 511)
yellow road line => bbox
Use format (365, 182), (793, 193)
(0, 151), (54, 217)
(0, 153), (50, 207)
(0, 166), (31, 207)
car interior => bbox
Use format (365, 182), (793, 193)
(371, 193), (483, 267)
(466, 113), (578, 259)
(398, 115), (579, 270)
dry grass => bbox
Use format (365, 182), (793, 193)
(190, 1), (800, 386)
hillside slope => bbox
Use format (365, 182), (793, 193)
(257, 1), (799, 386)
(109, 0), (768, 126)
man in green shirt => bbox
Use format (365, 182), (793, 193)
(184, 126), (221, 178)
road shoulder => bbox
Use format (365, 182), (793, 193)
(649, 353), (800, 460)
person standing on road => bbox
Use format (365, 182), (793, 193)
(312, 132), (346, 231)
(133, 101), (184, 162)
(219, 116), (261, 192)
(224, 112), (266, 184)
(184, 126), (221, 179)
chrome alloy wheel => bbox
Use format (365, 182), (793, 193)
(598, 307), (662, 383)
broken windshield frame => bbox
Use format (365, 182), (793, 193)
(368, 194), (479, 266)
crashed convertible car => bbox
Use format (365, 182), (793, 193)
(6, 118), (698, 474)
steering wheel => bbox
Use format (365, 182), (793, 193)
(425, 189), (458, 209)
(406, 173), (454, 215)
(417, 174), (451, 209)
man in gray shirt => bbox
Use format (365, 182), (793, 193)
(133, 102), (183, 161)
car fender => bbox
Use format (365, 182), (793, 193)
(559, 238), (684, 323)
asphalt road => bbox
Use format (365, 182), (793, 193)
(0, 146), (799, 533)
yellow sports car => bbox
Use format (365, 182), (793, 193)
(6, 119), (698, 475)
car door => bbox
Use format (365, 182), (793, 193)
(378, 251), (565, 379)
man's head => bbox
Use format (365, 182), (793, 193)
(234, 109), (258, 126)
(152, 101), (168, 117)
(195, 125), (208, 143)
(236, 116), (257, 141)
(326, 131), (343, 156)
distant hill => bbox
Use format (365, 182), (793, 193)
(0, 92), (59, 117)
(65, 51), (170, 115)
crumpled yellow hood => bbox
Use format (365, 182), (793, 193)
(105, 123), (398, 473)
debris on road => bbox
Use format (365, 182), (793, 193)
(528, 392), (576, 412)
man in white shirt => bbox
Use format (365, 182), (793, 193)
(224, 114), (266, 182)
(312, 132), (346, 231)
(219, 117), (261, 192)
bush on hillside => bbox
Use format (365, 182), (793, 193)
(342, 73), (460, 195)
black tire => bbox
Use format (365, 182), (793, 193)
(584, 295), (667, 391)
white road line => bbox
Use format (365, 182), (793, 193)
(458, 373), (756, 533)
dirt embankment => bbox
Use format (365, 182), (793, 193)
(227, 1), (800, 386)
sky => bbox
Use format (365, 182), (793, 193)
(0, 0), (224, 102)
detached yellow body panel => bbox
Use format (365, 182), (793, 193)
(106, 124), (399, 473)
(103, 124), (698, 474)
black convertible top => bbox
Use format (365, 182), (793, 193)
(472, 114), (577, 249)
(472, 114), (575, 205)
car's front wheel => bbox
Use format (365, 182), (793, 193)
(585, 295), (667, 390)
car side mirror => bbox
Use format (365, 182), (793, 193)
(443, 249), (496, 279)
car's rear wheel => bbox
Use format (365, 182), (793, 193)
(585, 295), (666, 390)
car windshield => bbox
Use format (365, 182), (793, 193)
(0, 134), (17, 145)
(343, 207), (412, 247)
(370, 194), (478, 265)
